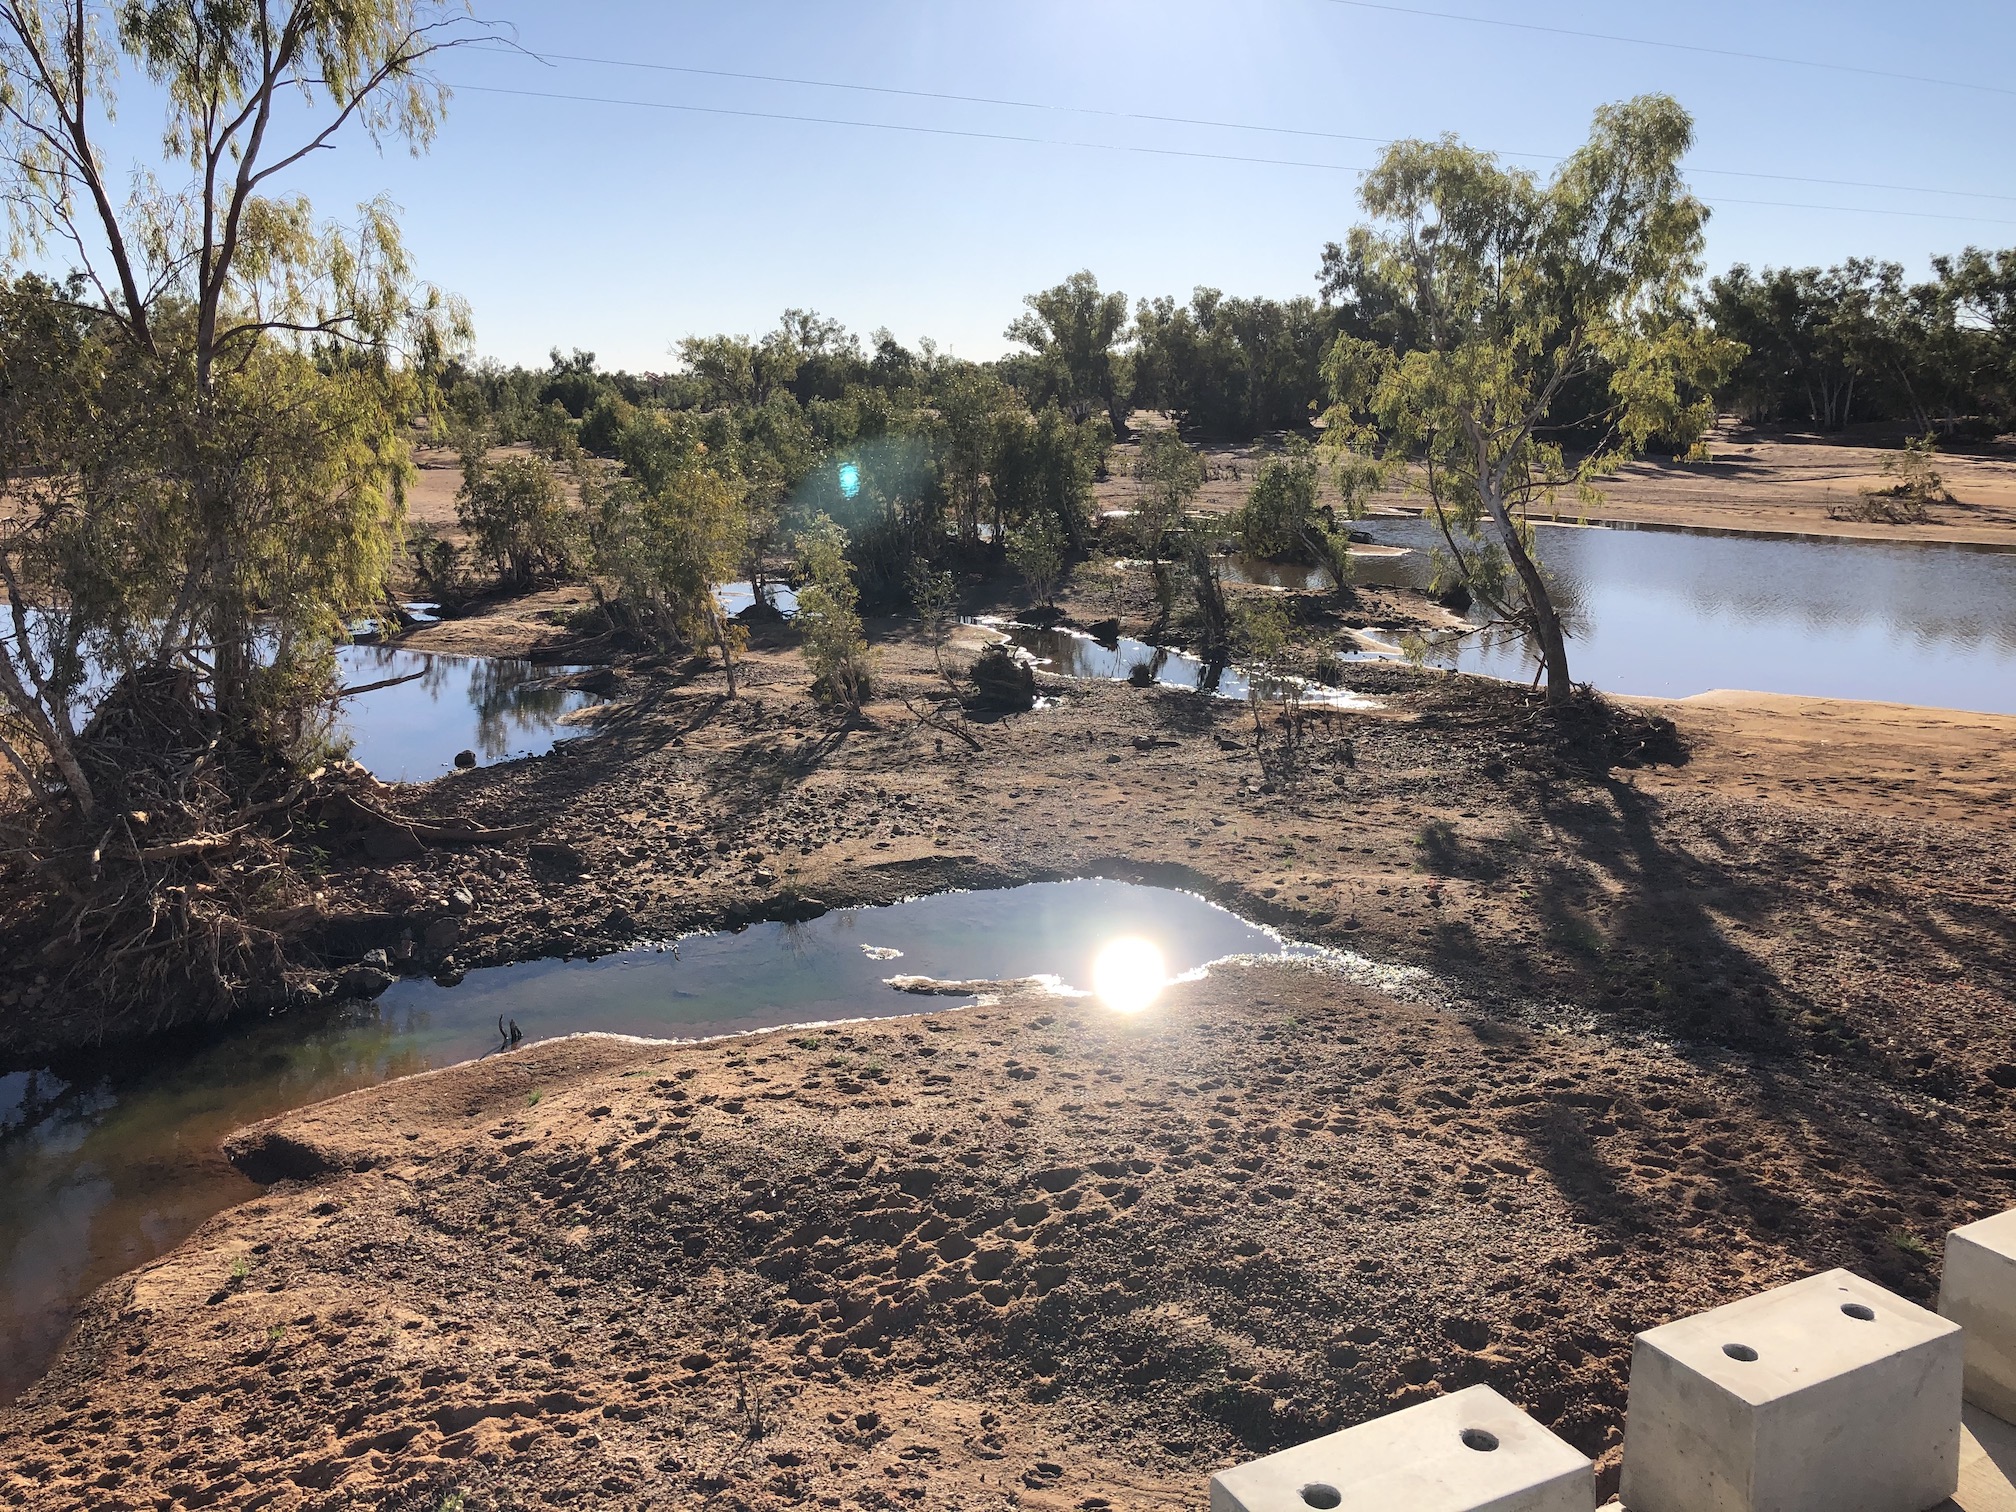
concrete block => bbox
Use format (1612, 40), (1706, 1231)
(1207, 1384), (1593, 1512)
(1620, 1268), (1963, 1512)
(1942, 1208), (2016, 1424)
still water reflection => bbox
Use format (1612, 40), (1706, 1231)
(0, 881), (1322, 1403)
(1349, 516), (2016, 712)
(333, 646), (602, 781)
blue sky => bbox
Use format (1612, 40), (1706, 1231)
(245, 0), (2016, 369)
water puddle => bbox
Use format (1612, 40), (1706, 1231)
(1215, 549), (1418, 593)
(716, 581), (800, 618)
(984, 621), (1380, 709)
(333, 647), (604, 782)
(0, 880), (1349, 1403)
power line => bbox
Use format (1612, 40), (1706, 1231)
(1316, 0), (2016, 99)
(477, 46), (2016, 208)
(447, 81), (2016, 229)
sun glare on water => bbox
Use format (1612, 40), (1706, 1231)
(1092, 937), (1168, 1014)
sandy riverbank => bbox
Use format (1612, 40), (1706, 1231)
(8, 944), (2013, 1510)
(1097, 422), (2016, 551)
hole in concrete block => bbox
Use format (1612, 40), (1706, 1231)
(1723, 1343), (1759, 1362)
(1299, 1483), (1342, 1508)
(1460, 1428), (1499, 1452)
(1841, 1302), (1876, 1321)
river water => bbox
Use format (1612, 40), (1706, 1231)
(1230, 518), (2016, 714)
(0, 881), (1330, 1401)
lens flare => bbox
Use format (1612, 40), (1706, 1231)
(1092, 937), (1167, 1014)
(838, 461), (862, 498)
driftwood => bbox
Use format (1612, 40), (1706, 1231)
(329, 670), (427, 700)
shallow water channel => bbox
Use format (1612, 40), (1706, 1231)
(1346, 516), (2016, 713)
(0, 880), (1321, 1402)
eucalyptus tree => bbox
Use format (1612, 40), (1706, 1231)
(0, 0), (475, 799)
(0, 0), (474, 1025)
(1325, 94), (1735, 704)
(1005, 271), (1131, 432)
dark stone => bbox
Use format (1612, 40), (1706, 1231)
(768, 895), (829, 924)
(530, 841), (587, 874)
(453, 749), (477, 769)
(422, 917), (462, 955)
(337, 966), (396, 1001)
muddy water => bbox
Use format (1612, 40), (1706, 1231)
(1350, 516), (2016, 713)
(0, 881), (1331, 1403)
(333, 646), (603, 781)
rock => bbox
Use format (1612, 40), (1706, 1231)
(448, 888), (475, 914)
(753, 867), (778, 887)
(422, 917), (462, 955)
(453, 749), (477, 769)
(432, 959), (466, 988)
(337, 966), (396, 1001)
(361, 949), (392, 971)
(969, 644), (1036, 712)
(530, 841), (587, 874)
(769, 895), (829, 924)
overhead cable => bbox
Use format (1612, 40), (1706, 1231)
(1316, 0), (2016, 99)
(477, 47), (2016, 207)
(447, 81), (2016, 228)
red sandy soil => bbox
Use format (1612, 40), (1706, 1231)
(4, 595), (2015, 1507)
(1098, 420), (2016, 549)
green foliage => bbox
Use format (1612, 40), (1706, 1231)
(0, 0), (474, 816)
(587, 452), (749, 687)
(1324, 94), (1738, 705)
(578, 394), (638, 455)
(993, 405), (1108, 554)
(1132, 289), (1335, 438)
(1705, 255), (2016, 434)
(796, 515), (871, 710)
(1007, 511), (1068, 609)
(456, 455), (575, 590)
(1833, 433), (1948, 524)
(1005, 271), (1132, 431)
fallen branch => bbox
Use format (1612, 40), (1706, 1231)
(329, 670), (428, 700)
(896, 687), (982, 751)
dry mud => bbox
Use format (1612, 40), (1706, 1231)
(7, 952), (2012, 1511)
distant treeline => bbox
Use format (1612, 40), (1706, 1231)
(442, 246), (2016, 461)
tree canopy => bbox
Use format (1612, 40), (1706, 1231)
(1323, 93), (1737, 704)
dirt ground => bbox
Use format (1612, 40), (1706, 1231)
(8, 942), (2011, 1512)
(5, 549), (2016, 1507)
(1099, 418), (2016, 549)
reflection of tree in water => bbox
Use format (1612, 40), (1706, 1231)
(466, 658), (590, 760)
